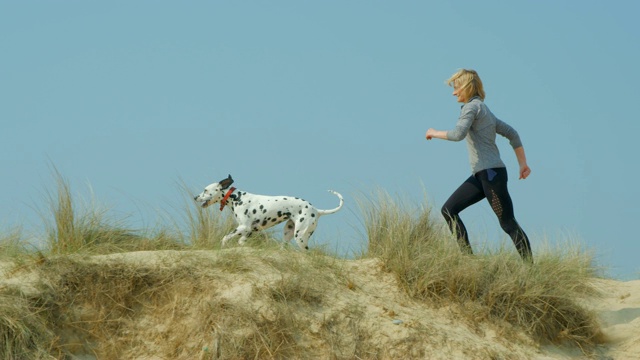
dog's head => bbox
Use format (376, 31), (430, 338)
(194, 174), (234, 208)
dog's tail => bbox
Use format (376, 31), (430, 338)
(317, 190), (344, 216)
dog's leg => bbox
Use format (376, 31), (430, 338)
(282, 219), (295, 248)
(237, 232), (250, 246)
(221, 225), (248, 247)
(221, 232), (237, 247)
(294, 220), (318, 251)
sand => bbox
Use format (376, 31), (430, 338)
(1, 250), (639, 359)
(586, 278), (640, 359)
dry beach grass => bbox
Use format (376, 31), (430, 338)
(1, 173), (638, 359)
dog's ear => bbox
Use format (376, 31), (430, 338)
(219, 174), (234, 189)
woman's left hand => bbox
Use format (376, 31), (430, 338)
(519, 164), (531, 179)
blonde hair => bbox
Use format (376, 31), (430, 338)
(446, 69), (486, 101)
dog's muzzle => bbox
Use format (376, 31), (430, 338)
(194, 195), (211, 208)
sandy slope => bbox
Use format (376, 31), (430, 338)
(587, 279), (640, 359)
(1, 250), (639, 359)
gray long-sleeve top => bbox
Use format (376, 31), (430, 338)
(446, 97), (523, 174)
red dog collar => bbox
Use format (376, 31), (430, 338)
(219, 187), (236, 211)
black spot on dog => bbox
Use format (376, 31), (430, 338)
(298, 210), (302, 215)
(262, 220), (267, 226)
(260, 205), (264, 209)
(253, 209), (257, 214)
(299, 218), (305, 223)
(311, 213), (316, 217)
(277, 211), (282, 217)
(244, 209), (249, 215)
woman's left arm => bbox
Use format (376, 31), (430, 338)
(496, 119), (530, 179)
(514, 146), (531, 179)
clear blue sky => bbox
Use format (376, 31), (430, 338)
(1, 1), (639, 279)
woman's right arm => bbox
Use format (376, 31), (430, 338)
(426, 128), (447, 140)
(427, 103), (476, 141)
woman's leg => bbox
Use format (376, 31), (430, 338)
(478, 168), (533, 261)
(441, 175), (485, 254)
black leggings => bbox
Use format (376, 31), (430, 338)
(441, 167), (532, 261)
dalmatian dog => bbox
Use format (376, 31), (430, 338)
(194, 175), (343, 250)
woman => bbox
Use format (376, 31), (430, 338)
(426, 69), (532, 261)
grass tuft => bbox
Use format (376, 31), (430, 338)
(0, 289), (53, 360)
(0, 227), (29, 260)
(357, 189), (604, 348)
(43, 169), (138, 254)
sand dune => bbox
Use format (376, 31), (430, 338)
(1, 249), (639, 359)
(586, 279), (640, 359)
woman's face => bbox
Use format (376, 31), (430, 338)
(452, 86), (467, 103)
